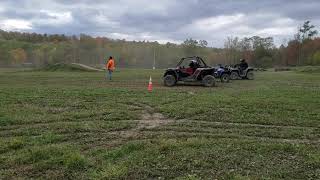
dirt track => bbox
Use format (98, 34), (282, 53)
(71, 63), (104, 72)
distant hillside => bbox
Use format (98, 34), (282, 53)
(1, 28), (320, 68)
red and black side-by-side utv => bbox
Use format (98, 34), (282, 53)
(163, 56), (216, 87)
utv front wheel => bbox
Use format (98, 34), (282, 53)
(246, 71), (254, 80)
(203, 75), (215, 87)
(164, 75), (176, 87)
(230, 71), (239, 80)
(220, 73), (230, 83)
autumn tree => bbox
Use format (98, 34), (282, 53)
(199, 40), (208, 48)
(182, 38), (209, 57)
(10, 48), (27, 65)
(295, 21), (318, 65)
(224, 37), (241, 64)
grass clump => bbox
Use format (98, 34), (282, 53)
(295, 66), (320, 73)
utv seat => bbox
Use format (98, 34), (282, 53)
(185, 67), (194, 75)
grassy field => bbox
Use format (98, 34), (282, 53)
(0, 68), (319, 179)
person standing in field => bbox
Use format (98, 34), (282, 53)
(106, 56), (115, 80)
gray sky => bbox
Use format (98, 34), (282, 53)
(0, 0), (319, 47)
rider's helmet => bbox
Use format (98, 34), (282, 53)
(189, 60), (197, 67)
(240, 59), (245, 62)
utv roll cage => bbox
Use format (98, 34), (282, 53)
(176, 56), (209, 68)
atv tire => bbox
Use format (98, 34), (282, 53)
(246, 71), (254, 80)
(230, 71), (239, 80)
(164, 75), (176, 87)
(220, 73), (230, 83)
(203, 75), (215, 87)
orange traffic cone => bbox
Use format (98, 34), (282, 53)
(148, 76), (153, 92)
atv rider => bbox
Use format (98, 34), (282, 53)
(239, 59), (248, 75)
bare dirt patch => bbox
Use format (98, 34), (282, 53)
(85, 104), (174, 150)
(108, 103), (174, 139)
(71, 63), (104, 72)
(138, 105), (173, 129)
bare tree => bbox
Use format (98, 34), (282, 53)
(295, 21), (318, 65)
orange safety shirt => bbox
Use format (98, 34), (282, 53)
(106, 59), (115, 70)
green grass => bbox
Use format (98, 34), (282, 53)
(295, 66), (320, 73)
(0, 68), (319, 179)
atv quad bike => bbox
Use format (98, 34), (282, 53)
(228, 65), (254, 80)
(214, 65), (231, 83)
(163, 56), (216, 87)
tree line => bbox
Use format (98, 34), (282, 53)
(224, 21), (319, 67)
(0, 21), (319, 68)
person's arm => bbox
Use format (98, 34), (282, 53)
(107, 61), (111, 69)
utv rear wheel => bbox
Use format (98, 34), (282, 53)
(220, 73), (230, 83)
(246, 71), (254, 80)
(164, 75), (176, 87)
(230, 71), (239, 80)
(203, 75), (215, 87)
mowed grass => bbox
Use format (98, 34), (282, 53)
(0, 68), (319, 179)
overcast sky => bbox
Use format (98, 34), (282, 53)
(0, 0), (319, 47)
